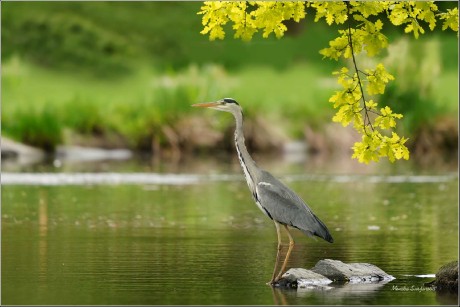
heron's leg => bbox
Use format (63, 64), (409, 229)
(268, 221), (283, 285)
(274, 225), (295, 281)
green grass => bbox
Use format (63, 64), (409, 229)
(1, 1), (340, 75)
(382, 36), (459, 133)
(231, 64), (335, 137)
(2, 50), (457, 152)
(1, 57), (338, 149)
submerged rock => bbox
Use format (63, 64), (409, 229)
(276, 259), (394, 288)
(1, 137), (45, 165)
(311, 259), (395, 283)
(56, 145), (132, 162)
(277, 268), (332, 288)
(425, 261), (458, 293)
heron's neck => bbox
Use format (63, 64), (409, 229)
(233, 110), (259, 185)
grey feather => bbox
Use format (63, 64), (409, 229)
(256, 171), (334, 243)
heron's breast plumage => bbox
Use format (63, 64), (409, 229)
(234, 136), (274, 220)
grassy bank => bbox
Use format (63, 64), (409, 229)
(2, 45), (458, 155)
(1, 57), (336, 152)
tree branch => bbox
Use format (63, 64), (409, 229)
(346, 2), (374, 134)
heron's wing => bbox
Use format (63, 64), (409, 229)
(256, 171), (333, 243)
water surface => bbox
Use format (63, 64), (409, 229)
(2, 156), (458, 305)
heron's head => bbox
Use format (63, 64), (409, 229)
(192, 98), (241, 114)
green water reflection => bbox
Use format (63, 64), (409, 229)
(1, 160), (458, 305)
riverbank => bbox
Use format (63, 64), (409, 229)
(2, 112), (457, 168)
(2, 56), (458, 163)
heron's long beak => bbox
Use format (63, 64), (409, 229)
(192, 102), (220, 108)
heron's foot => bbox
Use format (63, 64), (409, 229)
(266, 277), (280, 286)
(274, 272), (284, 282)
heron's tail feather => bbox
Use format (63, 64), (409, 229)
(310, 213), (334, 243)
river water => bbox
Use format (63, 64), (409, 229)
(1, 154), (458, 305)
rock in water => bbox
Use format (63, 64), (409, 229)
(1, 137), (45, 164)
(311, 259), (395, 283)
(275, 259), (394, 288)
(278, 268), (332, 288)
(425, 261), (458, 293)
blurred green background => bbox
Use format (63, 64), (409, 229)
(1, 1), (458, 159)
(1, 3), (458, 305)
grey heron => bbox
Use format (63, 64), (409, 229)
(193, 98), (333, 285)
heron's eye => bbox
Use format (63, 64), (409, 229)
(223, 98), (239, 105)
